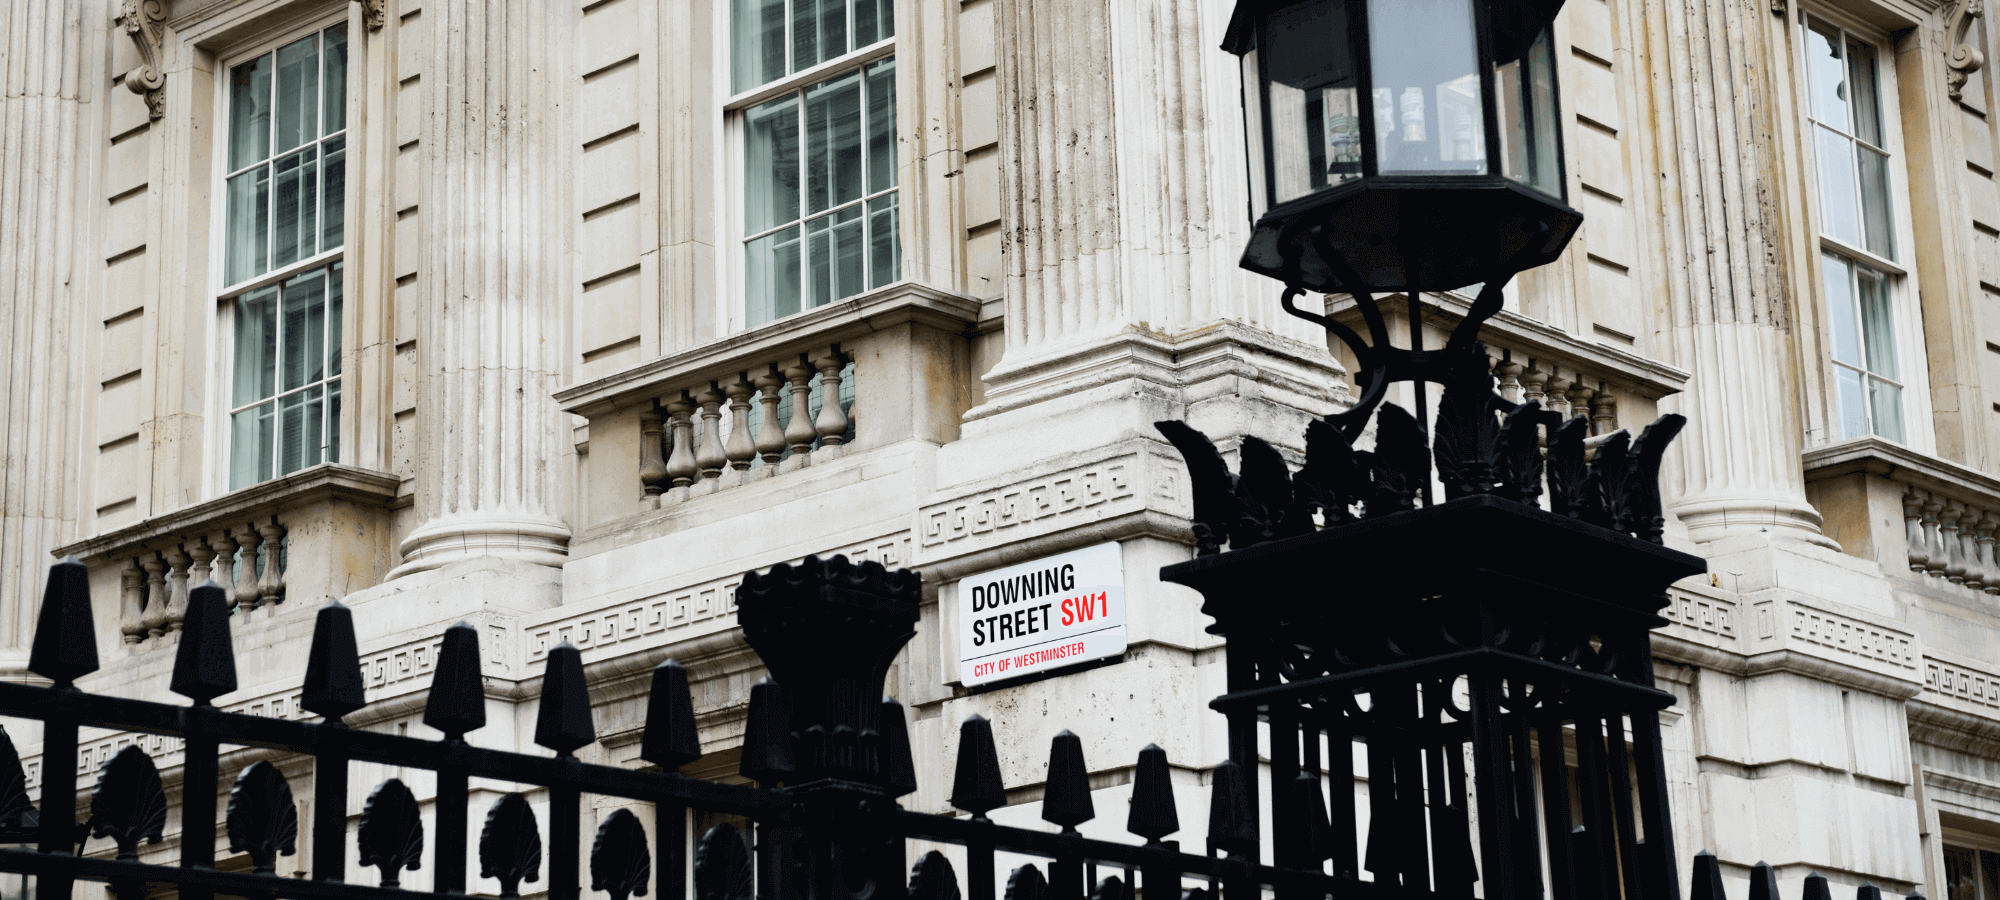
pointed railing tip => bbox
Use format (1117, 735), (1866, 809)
(738, 677), (794, 785)
(534, 642), (596, 755)
(30, 555), (99, 688)
(303, 600), (366, 723)
(171, 579), (238, 706)
(880, 696), (917, 798)
(1041, 729), (1093, 830)
(1206, 760), (1254, 856)
(1125, 743), (1177, 842)
(424, 621), (487, 739)
(1690, 850), (1728, 900)
(640, 659), (701, 772)
(949, 714), (1005, 818)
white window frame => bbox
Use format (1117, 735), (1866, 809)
(206, 12), (354, 497)
(1793, 5), (1934, 453)
(719, 2), (902, 335)
(1943, 830), (2000, 900)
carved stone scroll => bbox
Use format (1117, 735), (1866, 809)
(1950, 0), (1986, 102)
(120, 0), (167, 120)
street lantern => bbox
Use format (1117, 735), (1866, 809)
(1224, 0), (1580, 293)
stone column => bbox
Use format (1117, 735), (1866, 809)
(1641, 0), (1831, 546)
(0, 0), (87, 676)
(394, 0), (573, 575)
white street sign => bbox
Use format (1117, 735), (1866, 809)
(957, 542), (1125, 686)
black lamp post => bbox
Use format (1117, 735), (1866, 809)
(1223, 0), (1578, 294)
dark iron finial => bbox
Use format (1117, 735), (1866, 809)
(479, 792), (543, 899)
(0, 726), (36, 841)
(908, 851), (961, 900)
(302, 601), (366, 722)
(226, 762), (298, 874)
(640, 659), (702, 771)
(30, 556), (98, 688)
(950, 714), (1005, 817)
(89, 745), (166, 860)
(1804, 873), (1835, 900)
(171, 580), (238, 706)
(1041, 730), (1093, 830)
(590, 807), (651, 900)
(1292, 772), (1332, 863)
(1005, 865), (1049, 900)
(738, 677), (794, 784)
(357, 778), (424, 887)
(1858, 885), (1885, 900)
(1126, 744), (1178, 843)
(423, 621), (487, 739)
(1690, 851), (1727, 900)
(880, 696), (917, 798)
(1749, 861), (1780, 900)
(1206, 760), (1255, 856)
(534, 642), (596, 755)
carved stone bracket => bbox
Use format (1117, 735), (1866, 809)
(359, 0), (386, 30)
(120, 0), (167, 120)
(1949, 0), (1986, 102)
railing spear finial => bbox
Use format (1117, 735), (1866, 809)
(31, 556), (99, 688)
(170, 580), (238, 706)
(303, 601), (366, 723)
(1041, 730), (1093, 832)
(949, 715), (1005, 820)
(640, 659), (702, 772)
(424, 621), (488, 740)
(534, 642), (596, 755)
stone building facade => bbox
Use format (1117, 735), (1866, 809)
(5, 0), (2000, 896)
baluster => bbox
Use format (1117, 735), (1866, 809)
(639, 406), (669, 503)
(1493, 357), (1524, 405)
(119, 559), (147, 645)
(1981, 512), (2000, 595)
(723, 374), (757, 473)
(1544, 371), (1573, 421)
(141, 552), (168, 638)
(1960, 505), (1986, 591)
(188, 536), (216, 589)
(257, 519), (286, 606)
(211, 531), (241, 612)
(814, 350), (849, 448)
(1591, 388), (1618, 436)
(163, 544), (191, 633)
(1922, 494), (1948, 578)
(236, 525), (265, 611)
(1904, 490), (1930, 573)
(1568, 383), (1597, 435)
(665, 392), (699, 493)
(1520, 362), (1550, 412)
(752, 365), (788, 470)
(695, 383), (727, 481)
(784, 358), (818, 458)
(1942, 501), (1969, 583)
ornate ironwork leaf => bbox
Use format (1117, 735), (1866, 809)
(1623, 414), (1686, 543)
(479, 792), (543, 898)
(1365, 404), (1428, 517)
(1544, 417), (1591, 518)
(908, 851), (960, 900)
(225, 761), (298, 873)
(0, 725), (38, 840)
(358, 778), (425, 887)
(1297, 418), (1365, 525)
(1581, 430), (1629, 530)
(1232, 437), (1308, 548)
(693, 823), (752, 900)
(1432, 345), (1500, 500)
(1091, 876), (1128, 900)
(1154, 421), (1244, 555)
(89, 745), (166, 860)
(1004, 865), (1048, 900)
(1491, 401), (1556, 504)
(590, 808), (651, 900)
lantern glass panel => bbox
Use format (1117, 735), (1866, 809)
(1367, 0), (1485, 177)
(1494, 24), (1561, 196)
(1262, 0), (1362, 209)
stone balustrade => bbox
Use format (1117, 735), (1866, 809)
(1899, 484), (2000, 594)
(1804, 438), (2000, 599)
(54, 465), (401, 652)
(638, 346), (855, 508)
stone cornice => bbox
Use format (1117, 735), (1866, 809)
(54, 464), (400, 563)
(1802, 437), (2000, 507)
(554, 281), (982, 420)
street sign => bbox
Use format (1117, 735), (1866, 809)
(957, 542), (1125, 686)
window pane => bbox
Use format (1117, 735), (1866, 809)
(732, 0), (788, 94)
(230, 402), (276, 490)
(321, 135), (347, 252)
(225, 166), (271, 285)
(1858, 144), (1893, 259)
(329, 262), (344, 376)
(278, 385), (326, 476)
(745, 95), (801, 234)
(1857, 265), (1897, 378)
(274, 35), (320, 155)
(1815, 125), (1860, 246)
(793, 0), (847, 73)
(228, 54), (273, 171)
(804, 69), (864, 215)
(1822, 253), (1862, 366)
(323, 24), (349, 135)
(1805, 18), (1850, 134)
(233, 286), (279, 406)
(806, 204), (865, 308)
(1368, 0), (1484, 175)
(867, 192), (899, 288)
(1947, 848), (1980, 900)
(1869, 378), (1904, 442)
(272, 146), (320, 268)
(854, 0), (893, 46)
(746, 225), (803, 326)
(1834, 366), (1868, 440)
(865, 57), (897, 194)
(328, 378), (342, 463)
(1846, 37), (1882, 146)
(281, 270), (327, 392)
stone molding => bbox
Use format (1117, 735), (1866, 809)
(1655, 588), (1926, 699)
(1920, 648), (2000, 717)
(555, 282), (981, 420)
(54, 464), (399, 564)
(1803, 437), (2000, 506)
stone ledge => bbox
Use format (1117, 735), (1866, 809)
(1802, 437), (2000, 505)
(53, 464), (401, 564)
(554, 281), (982, 420)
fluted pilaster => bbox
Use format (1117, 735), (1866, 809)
(1643, 0), (1830, 546)
(0, 0), (87, 674)
(395, 0), (573, 575)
